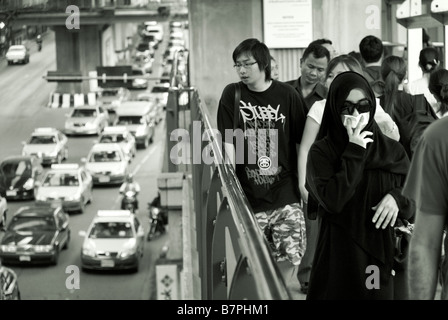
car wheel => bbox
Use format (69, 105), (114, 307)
(51, 246), (60, 265)
(63, 231), (70, 250)
(149, 135), (153, 144)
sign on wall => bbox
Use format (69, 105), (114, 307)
(263, 0), (313, 49)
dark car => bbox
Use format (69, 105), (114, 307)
(0, 204), (70, 266)
(0, 263), (20, 300)
(0, 155), (43, 201)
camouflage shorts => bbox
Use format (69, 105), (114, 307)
(255, 202), (307, 266)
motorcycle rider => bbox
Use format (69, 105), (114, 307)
(119, 173), (140, 211)
(36, 34), (42, 51)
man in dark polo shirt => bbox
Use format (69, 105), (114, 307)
(285, 43), (330, 111)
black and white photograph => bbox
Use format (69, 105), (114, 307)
(0, 0), (447, 310)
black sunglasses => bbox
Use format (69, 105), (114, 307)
(341, 99), (371, 115)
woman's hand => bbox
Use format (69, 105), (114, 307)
(345, 115), (373, 149)
(299, 185), (308, 206)
(371, 193), (399, 229)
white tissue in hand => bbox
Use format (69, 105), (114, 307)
(343, 114), (368, 129)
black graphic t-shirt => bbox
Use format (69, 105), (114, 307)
(217, 80), (307, 213)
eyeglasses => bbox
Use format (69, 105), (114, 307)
(233, 61), (258, 70)
(341, 99), (371, 115)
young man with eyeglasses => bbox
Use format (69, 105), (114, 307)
(217, 38), (308, 291)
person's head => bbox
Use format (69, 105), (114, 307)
(309, 38), (337, 59)
(428, 68), (448, 115)
(270, 55), (279, 80)
(380, 55), (407, 115)
(232, 38), (272, 86)
(126, 173), (134, 183)
(325, 54), (364, 88)
(300, 43), (330, 86)
(418, 47), (440, 74)
(359, 35), (384, 64)
(320, 71), (376, 145)
(348, 51), (364, 67)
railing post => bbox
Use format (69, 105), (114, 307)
(165, 86), (179, 173)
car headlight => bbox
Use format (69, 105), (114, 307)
(135, 126), (146, 136)
(34, 245), (53, 252)
(23, 178), (34, 190)
(65, 193), (81, 201)
(1, 245), (17, 253)
(82, 242), (96, 257)
(35, 194), (47, 201)
(120, 247), (136, 258)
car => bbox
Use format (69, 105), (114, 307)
(115, 101), (156, 149)
(0, 204), (70, 266)
(96, 87), (131, 115)
(142, 24), (164, 44)
(82, 143), (130, 185)
(5, 45), (30, 65)
(0, 263), (21, 300)
(97, 126), (137, 160)
(0, 194), (7, 229)
(21, 127), (69, 166)
(149, 82), (170, 110)
(140, 34), (159, 50)
(169, 21), (183, 30)
(168, 38), (185, 48)
(136, 93), (164, 124)
(163, 44), (185, 60)
(0, 155), (43, 201)
(34, 164), (93, 214)
(133, 55), (153, 74)
(80, 210), (145, 272)
(130, 67), (149, 90)
(64, 105), (109, 136)
(135, 42), (155, 59)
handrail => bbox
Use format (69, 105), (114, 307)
(195, 89), (291, 300)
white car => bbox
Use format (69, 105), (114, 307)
(83, 143), (130, 185)
(34, 164), (93, 214)
(64, 105), (109, 136)
(80, 210), (145, 272)
(6, 45), (30, 65)
(149, 82), (170, 110)
(97, 126), (137, 160)
(97, 87), (131, 115)
(21, 127), (68, 166)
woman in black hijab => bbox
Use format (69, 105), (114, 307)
(305, 71), (414, 300)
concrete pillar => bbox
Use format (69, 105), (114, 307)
(54, 25), (102, 93)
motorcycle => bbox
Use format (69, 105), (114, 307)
(120, 189), (138, 213)
(146, 203), (166, 241)
(36, 35), (42, 52)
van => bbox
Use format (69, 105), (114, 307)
(115, 101), (155, 149)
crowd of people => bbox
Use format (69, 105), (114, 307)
(217, 34), (448, 300)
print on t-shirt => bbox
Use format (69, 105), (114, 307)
(238, 100), (284, 188)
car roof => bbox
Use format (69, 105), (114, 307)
(32, 127), (59, 135)
(13, 204), (61, 217)
(102, 126), (128, 134)
(116, 102), (151, 115)
(90, 143), (123, 152)
(92, 210), (134, 223)
(47, 163), (81, 174)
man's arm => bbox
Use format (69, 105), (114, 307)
(408, 211), (446, 299)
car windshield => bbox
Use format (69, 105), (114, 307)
(116, 116), (141, 125)
(29, 135), (56, 144)
(71, 109), (97, 117)
(99, 134), (125, 143)
(101, 90), (119, 97)
(42, 173), (79, 187)
(151, 86), (168, 93)
(1, 160), (31, 177)
(89, 151), (122, 162)
(8, 216), (56, 232)
(89, 222), (133, 239)
(137, 44), (148, 51)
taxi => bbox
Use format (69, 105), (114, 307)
(21, 127), (68, 166)
(0, 204), (70, 266)
(80, 210), (145, 272)
(34, 164), (93, 214)
(97, 126), (137, 160)
(64, 104), (109, 136)
(82, 143), (130, 185)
